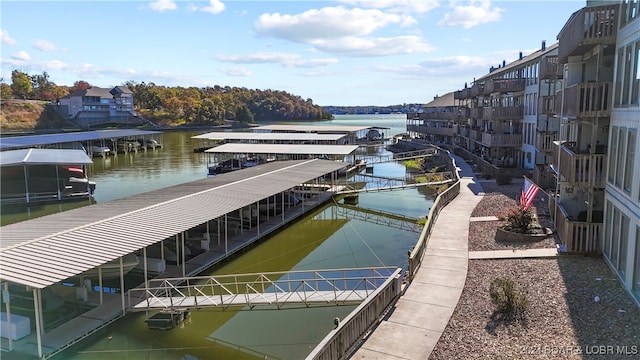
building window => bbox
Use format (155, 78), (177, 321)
(633, 226), (640, 301)
(604, 200), (613, 257)
(611, 207), (620, 269)
(608, 127), (618, 184)
(624, 130), (636, 194)
(615, 128), (626, 188)
(633, 40), (640, 105)
(615, 47), (625, 107)
(624, 44), (633, 105)
(619, 214), (630, 277)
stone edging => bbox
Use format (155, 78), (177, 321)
(495, 227), (553, 242)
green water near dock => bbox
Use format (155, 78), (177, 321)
(60, 186), (432, 359)
(4, 115), (438, 359)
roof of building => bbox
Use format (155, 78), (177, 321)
(476, 42), (560, 82)
(192, 132), (346, 141)
(424, 92), (455, 108)
(255, 124), (386, 133)
(0, 129), (161, 150)
(0, 148), (93, 167)
(0, 159), (346, 289)
(204, 143), (359, 155)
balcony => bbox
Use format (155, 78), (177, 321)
(551, 141), (606, 188)
(454, 88), (469, 100)
(469, 83), (484, 97)
(539, 95), (555, 115)
(458, 127), (469, 138)
(469, 107), (483, 119)
(483, 78), (525, 94)
(482, 106), (524, 121)
(553, 201), (602, 253)
(469, 129), (483, 142)
(555, 82), (612, 118)
(533, 166), (556, 190)
(536, 132), (558, 153)
(410, 112), (460, 121)
(540, 56), (562, 80)
(481, 133), (522, 147)
(407, 125), (455, 137)
(557, 3), (619, 63)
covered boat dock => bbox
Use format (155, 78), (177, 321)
(0, 159), (347, 359)
(254, 124), (390, 143)
(191, 132), (349, 152)
(203, 143), (360, 175)
(0, 148), (95, 205)
(0, 129), (163, 156)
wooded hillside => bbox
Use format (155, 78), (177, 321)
(0, 71), (333, 130)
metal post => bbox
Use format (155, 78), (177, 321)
(56, 165), (62, 200)
(120, 256), (125, 315)
(181, 233), (186, 278)
(256, 202), (260, 235)
(23, 166), (30, 203)
(143, 248), (148, 289)
(224, 214), (228, 254)
(33, 288), (43, 358)
(3, 282), (12, 351)
(98, 267), (104, 305)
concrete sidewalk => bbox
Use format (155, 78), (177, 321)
(351, 155), (483, 359)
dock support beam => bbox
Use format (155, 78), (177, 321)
(33, 288), (43, 359)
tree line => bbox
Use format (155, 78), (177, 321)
(1, 70), (333, 125)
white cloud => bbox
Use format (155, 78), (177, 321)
(313, 35), (434, 56)
(337, 0), (440, 14)
(41, 60), (68, 70)
(438, 1), (503, 28)
(418, 55), (491, 76)
(34, 39), (57, 51)
(1, 29), (16, 45)
(215, 52), (337, 68)
(200, 0), (225, 14)
(255, 6), (412, 43)
(12, 51), (30, 61)
(222, 67), (251, 76)
(148, 0), (177, 12)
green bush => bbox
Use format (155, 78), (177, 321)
(500, 207), (535, 234)
(489, 276), (528, 322)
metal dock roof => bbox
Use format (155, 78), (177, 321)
(204, 143), (359, 155)
(0, 148), (93, 166)
(255, 124), (385, 133)
(192, 132), (346, 141)
(0, 129), (162, 150)
(0, 159), (345, 289)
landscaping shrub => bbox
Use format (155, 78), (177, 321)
(489, 275), (528, 322)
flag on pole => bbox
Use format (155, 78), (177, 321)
(520, 177), (540, 210)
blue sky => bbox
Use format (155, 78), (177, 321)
(1, 0), (584, 106)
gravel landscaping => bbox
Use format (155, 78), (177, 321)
(430, 180), (640, 359)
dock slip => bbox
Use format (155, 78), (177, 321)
(357, 147), (438, 165)
(128, 267), (400, 312)
(336, 173), (454, 194)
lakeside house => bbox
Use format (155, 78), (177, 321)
(407, 0), (639, 307)
(51, 86), (139, 128)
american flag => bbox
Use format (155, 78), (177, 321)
(520, 177), (540, 210)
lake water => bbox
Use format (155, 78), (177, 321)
(4, 114), (435, 359)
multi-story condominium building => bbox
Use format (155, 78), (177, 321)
(549, 1), (617, 255)
(451, 42), (559, 179)
(406, 92), (457, 145)
(407, 0), (638, 306)
(602, 0), (639, 306)
(53, 86), (136, 128)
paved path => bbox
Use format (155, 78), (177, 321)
(351, 155), (484, 360)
